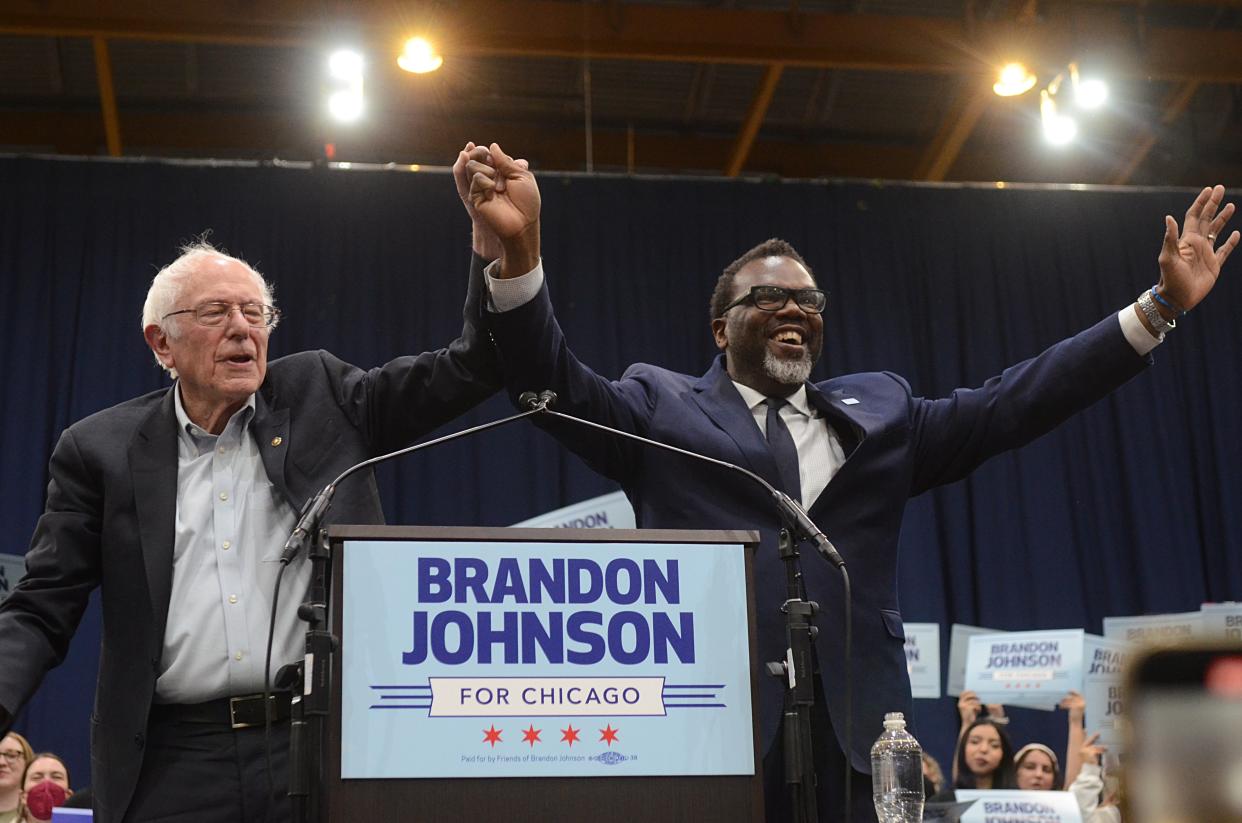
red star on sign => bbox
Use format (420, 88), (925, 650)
(561, 725), (581, 747)
(482, 725), (503, 747)
(599, 724), (620, 747)
(522, 725), (542, 747)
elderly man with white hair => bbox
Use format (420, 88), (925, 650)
(0, 148), (505, 823)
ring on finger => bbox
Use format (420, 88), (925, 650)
(1208, 232), (1218, 242)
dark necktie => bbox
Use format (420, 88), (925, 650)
(763, 397), (802, 503)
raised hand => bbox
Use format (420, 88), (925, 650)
(467, 143), (540, 277)
(468, 143), (539, 242)
(453, 142), (503, 260)
(958, 690), (983, 726)
(1060, 690), (1086, 720)
(1079, 731), (1107, 766)
(1158, 185), (1239, 312)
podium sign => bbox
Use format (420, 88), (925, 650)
(327, 526), (765, 822)
(340, 536), (754, 778)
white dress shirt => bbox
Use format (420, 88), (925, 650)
(156, 387), (307, 703)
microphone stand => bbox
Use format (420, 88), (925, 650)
(269, 398), (552, 823)
(524, 391), (853, 823)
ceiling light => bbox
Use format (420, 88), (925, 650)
(993, 63), (1037, 97)
(328, 90), (364, 123)
(1040, 90), (1077, 146)
(1074, 77), (1109, 110)
(328, 49), (364, 81)
(398, 37), (443, 74)
(325, 49), (364, 124)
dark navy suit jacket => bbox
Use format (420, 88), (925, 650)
(488, 280), (1150, 772)
(0, 255), (500, 823)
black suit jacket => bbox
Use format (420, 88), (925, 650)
(487, 281), (1151, 771)
(0, 255), (500, 823)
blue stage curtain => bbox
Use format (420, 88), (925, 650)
(1, 156), (1238, 783)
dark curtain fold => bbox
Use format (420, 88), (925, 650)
(1, 156), (1238, 783)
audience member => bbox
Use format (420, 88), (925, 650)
(17, 754), (71, 823)
(1070, 732), (1120, 823)
(1013, 743), (1060, 790)
(930, 716), (1019, 804)
(0, 734), (32, 823)
(953, 718), (1017, 791)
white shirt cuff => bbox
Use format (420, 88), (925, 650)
(484, 259), (544, 313)
(1119, 303), (1163, 355)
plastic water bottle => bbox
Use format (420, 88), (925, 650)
(871, 711), (924, 823)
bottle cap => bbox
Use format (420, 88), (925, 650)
(883, 711), (906, 730)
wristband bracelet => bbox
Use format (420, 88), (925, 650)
(1150, 286), (1187, 316)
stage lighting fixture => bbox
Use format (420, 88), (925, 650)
(993, 63), (1037, 97)
(326, 49), (365, 123)
(398, 37), (443, 74)
(1040, 89), (1077, 146)
(329, 49), (364, 81)
(328, 90), (364, 122)
(1069, 63), (1109, 110)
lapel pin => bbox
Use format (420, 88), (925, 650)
(271, 436), (283, 447)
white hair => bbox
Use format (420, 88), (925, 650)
(141, 239), (275, 377)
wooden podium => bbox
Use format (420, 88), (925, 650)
(321, 525), (766, 822)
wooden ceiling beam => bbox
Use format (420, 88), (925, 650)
(3, 2), (1242, 82)
(724, 63), (783, 177)
(916, 82), (992, 181)
(90, 36), (122, 156)
(1109, 80), (1203, 184)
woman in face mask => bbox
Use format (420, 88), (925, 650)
(17, 754), (71, 823)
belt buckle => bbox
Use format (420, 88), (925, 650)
(229, 694), (264, 730)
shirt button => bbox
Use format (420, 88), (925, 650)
(228, 595), (238, 604)
(234, 651), (244, 661)
(219, 491), (228, 501)
(218, 446), (227, 455)
(134, 733), (145, 748)
(222, 540), (231, 550)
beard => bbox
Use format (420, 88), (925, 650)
(725, 311), (819, 387)
(763, 348), (814, 385)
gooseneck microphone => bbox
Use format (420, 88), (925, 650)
(279, 400), (551, 565)
(520, 388), (845, 568)
(519, 387), (855, 823)
(269, 398), (563, 823)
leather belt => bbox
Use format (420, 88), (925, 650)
(151, 692), (292, 730)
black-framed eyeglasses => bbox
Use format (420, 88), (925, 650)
(0, 749), (25, 763)
(162, 301), (282, 328)
(717, 285), (827, 317)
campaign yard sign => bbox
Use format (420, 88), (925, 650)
(512, 492), (636, 530)
(964, 629), (1084, 710)
(947, 624), (996, 697)
(1200, 603), (1242, 641)
(1083, 635), (1130, 749)
(340, 539), (755, 779)
(956, 790), (1083, 823)
(1102, 611), (1201, 645)
(903, 623), (941, 699)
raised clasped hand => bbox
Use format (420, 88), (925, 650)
(466, 142), (540, 244)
